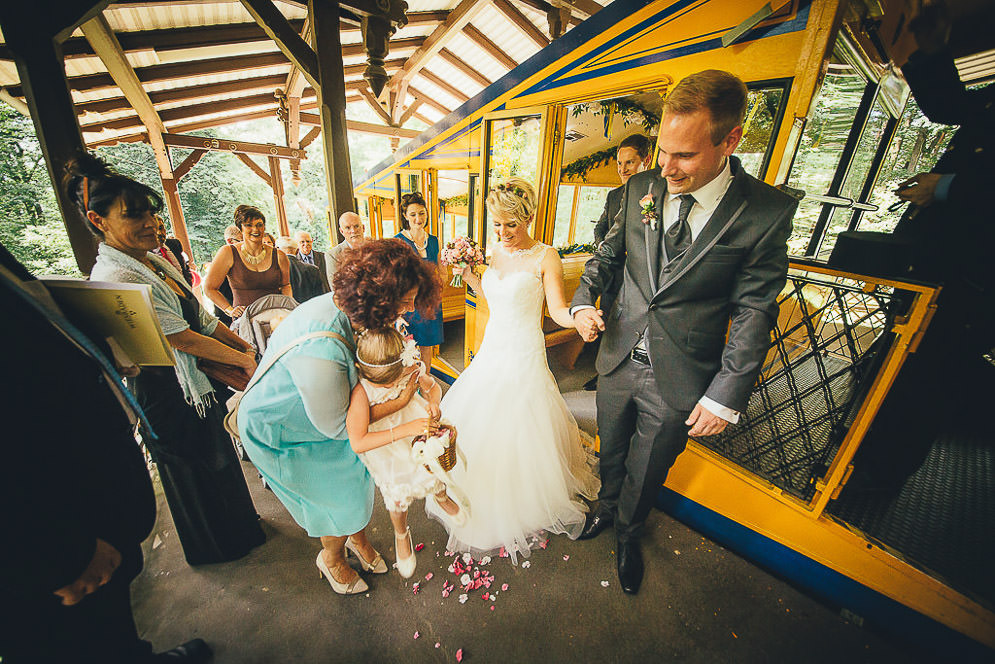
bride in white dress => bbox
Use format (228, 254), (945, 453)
(429, 177), (599, 562)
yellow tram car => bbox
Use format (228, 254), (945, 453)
(354, 0), (995, 656)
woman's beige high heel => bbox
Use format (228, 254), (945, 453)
(345, 537), (388, 574)
(394, 528), (417, 579)
(316, 551), (368, 595)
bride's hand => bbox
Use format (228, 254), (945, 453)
(452, 265), (471, 279)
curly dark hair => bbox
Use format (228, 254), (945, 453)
(234, 204), (265, 227)
(398, 192), (428, 231)
(333, 238), (442, 331)
(63, 152), (163, 238)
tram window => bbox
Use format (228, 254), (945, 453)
(856, 95), (955, 235)
(438, 170), (471, 245)
(552, 184), (611, 247)
(738, 86), (786, 178)
(483, 113), (543, 251)
(786, 53), (868, 255)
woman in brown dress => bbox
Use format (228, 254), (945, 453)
(204, 205), (292, 318)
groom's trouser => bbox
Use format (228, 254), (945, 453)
(596, 356), (692, 542)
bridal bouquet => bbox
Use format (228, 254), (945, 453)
(440, 236), (485, 287)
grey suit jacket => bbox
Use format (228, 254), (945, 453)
(571, 156), (796, 413)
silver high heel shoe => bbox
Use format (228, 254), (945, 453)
(316, 551), (368, 595)
(345, 537), (388, 574)
(394, 528), (417, 579)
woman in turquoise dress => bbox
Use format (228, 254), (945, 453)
(238, 239), (442, 595)
(395, 192), (444, 367)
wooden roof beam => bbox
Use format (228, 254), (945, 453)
(299, 125), (321, 149)
(438, 47), (492, 88)
(493, 0), (550, 48)
(76, 73), (288, 115)
(508, 0), (583, 27)
(162, 132), (304, 158)
(80, 13), (173, 179)
(359, 86), (394, 125)
(172, 148), (206, 180)
(407, 84), (452, 116)
(397, 98), (423, 127)
(240, 0), (319, 88)
(418, 69), (471, 104)
(298, 112), (420, 139)
(388, 0), (491, 111)
(463, 24), (518, 70)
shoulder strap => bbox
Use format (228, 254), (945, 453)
(242, 330), (354, 396)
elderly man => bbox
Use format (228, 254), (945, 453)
(276, 236), (327, 303)
(326, 212), (369, 281)
(294, 230), (329, 290)
(572, 70), (796, 594)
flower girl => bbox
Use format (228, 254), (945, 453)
(345, 327), (467, 578)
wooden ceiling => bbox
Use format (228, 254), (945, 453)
(0, 0), (606, 150)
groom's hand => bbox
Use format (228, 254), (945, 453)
(573, 308), (605, 342)
(686, 403), (729, 437)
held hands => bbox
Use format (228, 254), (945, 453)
(452, 265), (472, 280)
(54, 538), (121, 606)
(896, 173), (942, 208)
(573, 308), (605, 342)
(685, 403), (729, 437)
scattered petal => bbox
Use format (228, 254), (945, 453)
(490, 605), (495, 611)
(435, 643), (441, 649)
(424, 572), (434, 581)
(562, 555), (570, 561)
(521, 561), (531, 568)
(462, 553), (473, 563)
(481, 592), (489, 600)
(445, 550), (454, 557)
(601, 580), (610, 587)
(456, 649), (464, 662)
(413, 632), (420, 639)
(490, 595), (496, 602)
(415, 542), (425, 552)
(460, 573), (471, 586)
(538, 539), (548, 549)
(501, 583), (509, 591)
(480, 556), (491, 565)
(458, 594), (468, 604)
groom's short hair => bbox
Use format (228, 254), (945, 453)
(664, 70), (747, 145)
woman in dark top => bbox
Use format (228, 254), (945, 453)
(395, 192), (443, 366)
(68, 153), (265, 567)
(204, 205), (292, 319)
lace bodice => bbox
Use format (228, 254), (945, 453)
(479, 242), (549, 353)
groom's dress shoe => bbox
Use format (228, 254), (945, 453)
(617, 539), (643, 595)
(578, 512), (614, 540)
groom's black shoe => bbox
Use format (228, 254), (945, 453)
(578, 511), (613, 540)
(616, 538), (643, 595)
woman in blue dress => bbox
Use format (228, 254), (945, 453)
(238, 239), (442, 594)
(395, 192), (444, 367)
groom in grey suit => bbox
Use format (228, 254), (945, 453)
(571, 70), (796, 594)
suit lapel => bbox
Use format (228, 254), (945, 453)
(640, 172), (666, 295)
(656, 161), (751, 295)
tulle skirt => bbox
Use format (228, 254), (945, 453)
(429, 337), (599, 563)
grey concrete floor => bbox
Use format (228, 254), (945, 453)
(132, 323), (917, 663)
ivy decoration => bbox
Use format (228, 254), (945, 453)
(556, 242), (596, 256)
(571, 99), (659, 135)
(561, 147), (617, 180)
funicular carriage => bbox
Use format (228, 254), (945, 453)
(2, 0), (993, 659)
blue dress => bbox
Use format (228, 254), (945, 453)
(396, 232), (445, 346)
(238, 295), (374, 537)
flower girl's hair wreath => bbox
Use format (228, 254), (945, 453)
(355, 326), (419, 384)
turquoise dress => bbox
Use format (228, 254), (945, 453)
(395, 232), (445, 346)
(238, 295), (374, 537)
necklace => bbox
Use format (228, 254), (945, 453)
(241, 245), (267, 266)
(406, 230), (427, 252)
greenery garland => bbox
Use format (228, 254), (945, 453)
(571, 98), (659, 134)
(556, 242), (596, 256)
(561, 147), (617, 180)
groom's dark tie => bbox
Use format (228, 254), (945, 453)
(664, 194), (696, 262)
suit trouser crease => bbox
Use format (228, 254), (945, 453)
(596, 358), (692, 540)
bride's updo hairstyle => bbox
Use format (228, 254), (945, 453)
(64, 152), (163, 238)
(486, 177), (536, 225)
(355, 327), (406, 385)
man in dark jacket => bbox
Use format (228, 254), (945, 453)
(0, 243), (212, 663)
(277, 236), (328, 303)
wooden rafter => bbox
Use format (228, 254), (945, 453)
(407, 84), (452, 116)
(509, 0), (583, 27)
(463, 24), (518, 70)
(388, 0), (491, 105)
(298, 112), (420, 139)
(438, 47), (492, 87)
(234, 152), (272, 185)
(419, 69), (471, 104)
(239, 0), (318, 88)
(397, 99), (424, 126)
(76, 74), (288, 115)
(493, 0), (550, 48)
(162, 132), (305, 158)
(549, 0), (602, 19)
(299, 126), (321, 149)
(80, 14), (172, 179)
(412, 111), (436, 126)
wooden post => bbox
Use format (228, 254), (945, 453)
(0, 14), (98, 272)
(310, 0), (353, 244)
(160, 177), (194, 265)
(269, 156), (290, 237)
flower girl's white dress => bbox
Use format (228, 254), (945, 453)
(430, 242), (599, 562)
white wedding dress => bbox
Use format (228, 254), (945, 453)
(429, 242), (599, 562)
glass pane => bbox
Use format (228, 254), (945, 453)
(857, 94), (956, 234)
(556, 91), (663, 248)
(398, 172), (421, 195)
(574, 186), (610, 246)
(438, 170), (470, 244)
(786, 54), (868, 255)
(552, 185), (576, 247)
(739, 86), (785, 178)
(484, 114), (543, 253)
(817, 95), (891, 259)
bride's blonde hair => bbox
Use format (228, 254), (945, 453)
(486, 177), (536, 225)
